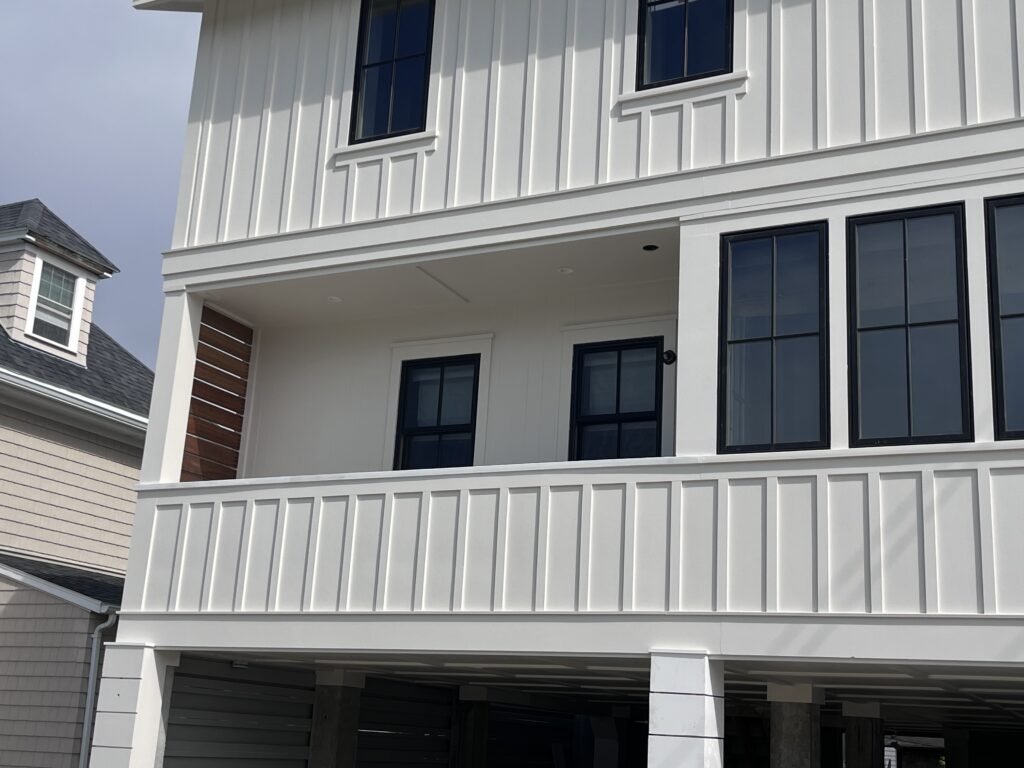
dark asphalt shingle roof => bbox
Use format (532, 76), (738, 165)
(0, 199), (119, 276)
(0, 323), (153, 417)
(0, 552), (124, 606)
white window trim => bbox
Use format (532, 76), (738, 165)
(557, 316), (678, 462)
(24, 254), (88, 355)
(382, 333), (494, 471)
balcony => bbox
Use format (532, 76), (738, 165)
(123, 444), (1024, 621)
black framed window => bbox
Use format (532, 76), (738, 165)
(569, 337), (664, 460)
(394, 354), (479, 470)
(719, 223), (829, 453)
(637, 0), (733, 90)
(848, 204), (972, 447)
(986, 194), (1024, 440)
(351, 0), (435, 143)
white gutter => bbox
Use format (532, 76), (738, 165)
(0, 366), (148, 432)
(79, 608), (119, 768)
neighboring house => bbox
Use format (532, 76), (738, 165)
(97, 0), (1024, 767)
(0, 199), (153, 768)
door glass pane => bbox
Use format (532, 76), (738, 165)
(774, 335), (820, 445)
(404, 434), (439, 469)
(579, 424), (619, 460)
(907, 214), (959, 324)
(439, 433), (473, 467)
(440, 363), (475, 426)
(365, 0), (398, 63)
(727, 340), (771, 447)
(775, 231), (820, 336)
(621, 421), (658, 458)
(357, 63), (394, 139)
(396, 0), (431, 57)
(858, 328), (909, 440)
(645, 1), (686, 85)
(909, 324), (963, 437)
(685, 0), (729, 76)
(390, 56), (427, 133)
(857, 220), (905, 328)
(403, 365), (440, 427)
(995, 204), (1024, 316)
(1001, 316), (1024, 433)
(580, 350), (618, 416)
(728, 237), (772, 340)
(619, 346), (657, 413)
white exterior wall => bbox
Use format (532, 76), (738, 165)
(244, 283), (677, 477)
(173, 0), (1024, 249)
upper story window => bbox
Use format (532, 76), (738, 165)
(569, 338), (664, 460)
(848, 205), (972, 447)
(638, 0), (733, 90)
(394, 354), (480, 470)
(986, 194), (1024, 441)
(30, 261), (78, 347)
(719, 223), (829, 453)
(351, 0), (435, 143)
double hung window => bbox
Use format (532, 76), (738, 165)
(31, 262), (77, 347)
(986, 195), (1024, 440)
(637, 0), (733, 90)
(847, 205), (972, 446)
(394, 355), (480, 470)
(351, 0), (435, 143)
(569, 338), (664, 460)
(719, 224), (829, 453)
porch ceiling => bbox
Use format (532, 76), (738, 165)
(201, 226), (679, 328)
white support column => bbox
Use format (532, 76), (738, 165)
(89, 644), (180, 768)
(648, 651), (724, 768)
(140, 290), (203, 483)
(676, 225), (721, 456)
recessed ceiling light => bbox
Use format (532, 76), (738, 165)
(327, 295), (344, 303)
(642, 244), (660, 252)
(557, 266), (574, 274)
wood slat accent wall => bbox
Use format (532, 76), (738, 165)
(181, 307), (253, 482)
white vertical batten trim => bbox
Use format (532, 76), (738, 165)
(249, 0), (284, 238)
(668, 480), (682, 612)
(413, 492), (430, 611)
(481, 0), (504, 203)
(534, 485), (551, 610)
(577, 483), (592, 611)
(909, 0), (926, 133)
(621, 482), (636, 612)
(714, 478), (728, 612)
(866, 471), (884, 613)
(557, 0), (578, 191)
(312, 0), (346, 227)
(217, 0), (254, 242)
(975, 466), (997, 614)
(960, 0), (979, 125)
(769, 0), (782, 156)
(452, 488), (470, 611)
(444, 0), (471, 207)
(300, 497), (322, 612)
(920, 469), (939, 613)
(518, 0), (540, 196)
(374, 492), (395, 611)
(861, 0), (877, 141)
(814, 0), (827, 150)
(815, 473), (829, 613)
(764, 476), (778, 613)
(338, 494), (357, 611)
(596, 0), (618, 184)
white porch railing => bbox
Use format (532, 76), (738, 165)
(122, 446), (1024, 617)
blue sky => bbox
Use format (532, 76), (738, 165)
(0, 1), (201, 368)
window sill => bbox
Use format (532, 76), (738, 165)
(331, 130), (439, 165)
(25, 331), (77, 355)
(617, 70), (749, 115)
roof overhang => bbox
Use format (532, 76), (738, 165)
(133, 0), (203, 11)
(0, 560), (114, 614)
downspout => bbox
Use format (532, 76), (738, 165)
(78, 607), (118, 768)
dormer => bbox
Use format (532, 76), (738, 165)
(0, 199), (119, 366)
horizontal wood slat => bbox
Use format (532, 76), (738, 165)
(197, 342), (250, 379)
(201, 306), (253, 344)
(182, 306), (253, 482)
(199, 323), (252, 362)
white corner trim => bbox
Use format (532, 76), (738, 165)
(332, 130), (440, 164)
(0, 366), (148, 431)
(616, 70), (749, 114)
(0, 561), (111, 614)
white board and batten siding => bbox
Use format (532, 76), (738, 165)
(174, 0), (1024, 250)
(0, 573), (98, 768)
(125, 448), (1024, 618)
(0, 402), (140, 575)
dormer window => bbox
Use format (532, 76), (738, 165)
(350, 0), (435, 143)
(638, 0), (733, 90)
(29, 260), (81, 349)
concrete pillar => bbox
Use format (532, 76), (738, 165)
(309, 671), (365, 768)
(140, 290), (203, 484)
(767, 684), (821, 768)
(648, 651), (724, 768)
(89, 644), (180, 768)
(843, 702), (883, 768)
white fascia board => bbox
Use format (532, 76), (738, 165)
(132, 0), (202, 10)
(0, 562), (110, 614)
(0, 366), (148, 432)
(161, 117), (1024, 289)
